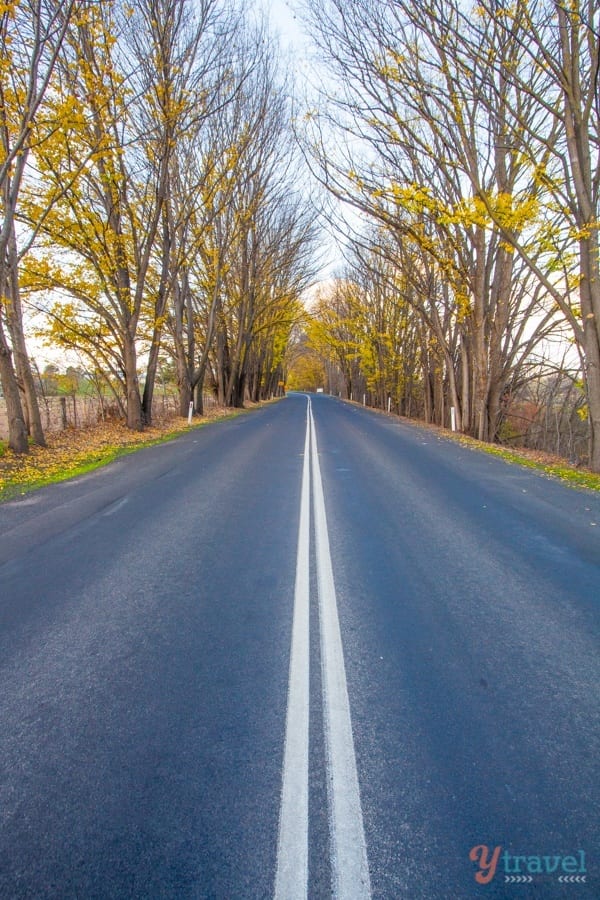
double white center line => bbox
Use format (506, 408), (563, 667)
(275, 398), (371, 899)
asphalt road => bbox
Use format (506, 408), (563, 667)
(0, 393), (598, 898)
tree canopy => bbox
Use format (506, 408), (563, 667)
(1, 0), (598, 470)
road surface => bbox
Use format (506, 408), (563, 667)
(0, 394), (598, 898)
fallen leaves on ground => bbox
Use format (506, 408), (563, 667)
(0, 407), (236, 498)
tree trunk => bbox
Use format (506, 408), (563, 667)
(123, 334), (143, 430)
(470, 312), (489, 439)
(178, 378), (193, 418)
(216, 327), (230, 407)
(422, 356), (433, 424)
(487, 381), (504, 443)
(142, 210), (172, 426)
(142, 337), (161, 426)
(0, 322), (28, 453)
(6, 231), (45, 446)
(433, 363), (444, 426)
(443, 347), (462, 432)
(14, 347), (44, 445)
(194, 373), (205, 416)
(171, 279), (194, 418)
(579, 229), (600, 471)
(232, 372), (246, 408)
(582, 319), (600, 472)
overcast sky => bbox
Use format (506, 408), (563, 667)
(259, 0), (312, 62)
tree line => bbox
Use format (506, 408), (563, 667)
(0, 0), (318, 452)
(3, 0), (599, 473)
(298, 0), (600, 471)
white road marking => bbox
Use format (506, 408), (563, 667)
(100, 497), (129, 517)
(275, 400), (312, 900)
(276, 397), (371, 899)
(310, 402), (372, 899)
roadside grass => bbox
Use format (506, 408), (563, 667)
(0, 405), (249, 503)
(347, 397), (600, 492)
(450, 433), (600, 492)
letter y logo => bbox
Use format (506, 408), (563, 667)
(469, 845), (502, 884)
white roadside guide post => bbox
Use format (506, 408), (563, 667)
(387, 396), (391, 414)
(450, 406), (457, 432)
(188, 401), (194, 425)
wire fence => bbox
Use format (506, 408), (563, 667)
(0, 392), (219, 441)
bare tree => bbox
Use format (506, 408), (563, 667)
(27, 0), (232, 430)
(472, 0), (600, 469)
(301, 0), (565, 443)
(207, 41), (318, 408)
(0, 0), (75, 451)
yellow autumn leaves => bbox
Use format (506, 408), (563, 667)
(0, 421), (173, 497)
(0, 401), (271, 500)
